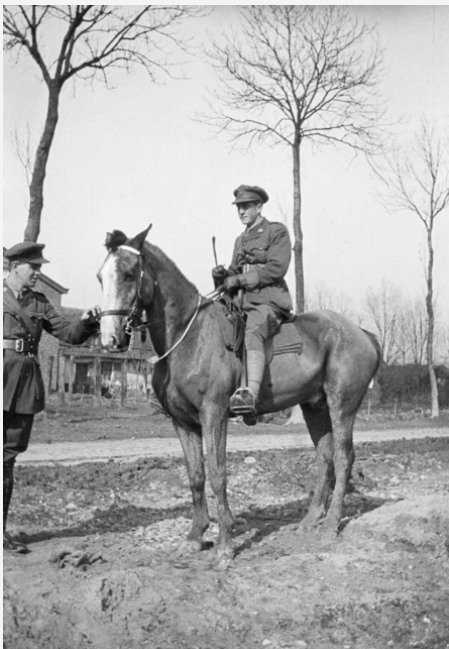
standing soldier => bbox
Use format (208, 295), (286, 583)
(3, 241), (100, 553)
(212, 185), (293, 425)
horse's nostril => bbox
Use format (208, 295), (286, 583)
(111, 336), (117, 348)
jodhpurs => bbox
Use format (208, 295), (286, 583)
(244, 304), (284, 351)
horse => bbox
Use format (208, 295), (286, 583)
(98, 226), (381, 567)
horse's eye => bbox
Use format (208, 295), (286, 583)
(124, 272), (135, 281)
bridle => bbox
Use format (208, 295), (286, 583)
(99, 245), (150, 337)
(99, 244), (217, 362)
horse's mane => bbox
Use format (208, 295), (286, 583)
(143, 240), (198, 294)
(104, 229), (199, 294)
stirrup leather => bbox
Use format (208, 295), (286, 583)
(229, 387), (256, 415)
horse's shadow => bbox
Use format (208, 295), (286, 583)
(21, 501), (193, 545)
(21, 491), (391, 552)
(233, 491), (392, 556)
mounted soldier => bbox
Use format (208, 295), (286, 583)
(3, 241), (100, 553)
(212, 185), (293, 425)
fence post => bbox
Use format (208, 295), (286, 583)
(68, 355), (75, 402)
(94, 356), (102, 405)
(121, 358), (127, 406)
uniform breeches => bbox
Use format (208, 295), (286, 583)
(3, 410), (34, 467)
(244, 304), (283, 351)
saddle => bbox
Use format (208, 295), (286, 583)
(215, 296), (303, 364)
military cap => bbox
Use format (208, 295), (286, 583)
(5, 241), (49, 264)
(232, 185), (269, 205)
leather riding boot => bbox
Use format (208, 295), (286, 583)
(230, 349), (266, 426)
(3, 466), (29, 554)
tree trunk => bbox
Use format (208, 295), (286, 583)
(292, 141), (304, 313)
(24, 81), (60, 242)
(425, 226), (439, 418)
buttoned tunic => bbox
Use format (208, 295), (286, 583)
(3, 282), (98, 415)
(228, 217), (293, 314)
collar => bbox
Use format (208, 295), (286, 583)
(4, 278), (30, 301)
(246, 215), (265, 232)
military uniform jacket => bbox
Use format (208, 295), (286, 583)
(3, 282), (98, 414)
(228, 217), (293, 314)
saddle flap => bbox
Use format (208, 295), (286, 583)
(265, 318), (303, 365)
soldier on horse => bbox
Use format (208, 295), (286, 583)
(212, 184), (293, 425)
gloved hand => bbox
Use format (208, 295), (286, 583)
(81, 305), (101, 325)
(212, 265), (229, 288)
(223, 274), (241, 291)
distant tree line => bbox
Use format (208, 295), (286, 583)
(376, 364), (449, 410)
(306, 280), (449, 368)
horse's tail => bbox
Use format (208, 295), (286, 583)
(361, 328), (383, 376)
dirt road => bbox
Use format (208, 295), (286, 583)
(17, 425), (449, 465)
(5, 423), (449, 649)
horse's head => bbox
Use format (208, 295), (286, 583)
(97, 225), (153, 351)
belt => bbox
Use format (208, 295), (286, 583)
(3, 339), (38, 355)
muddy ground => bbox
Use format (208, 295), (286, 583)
(4, 405), (449, 649)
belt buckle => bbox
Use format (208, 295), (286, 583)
(15, 339), (25, 353)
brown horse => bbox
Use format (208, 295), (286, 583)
(98, 226), (381, 567)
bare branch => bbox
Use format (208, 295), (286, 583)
(9, 124), (34, 187)
(200, 6), (386, 153)
(3, 4), (201, 242)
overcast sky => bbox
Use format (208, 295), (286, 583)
(3, 5), (449, 324)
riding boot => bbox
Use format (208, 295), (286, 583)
(230, 349), (266, 427)
(3, 465), (29, 554)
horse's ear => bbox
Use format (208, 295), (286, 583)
(128, 224), (152, 252)
(106, 230), (127, 251)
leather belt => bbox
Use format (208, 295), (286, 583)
(3, 339), (38, 355)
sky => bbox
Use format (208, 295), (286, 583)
(3, 5), (449, 327)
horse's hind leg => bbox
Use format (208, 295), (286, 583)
(174, 423), (209, 553)
(299, 401), (335, 530)
(322, 405), (356, 536)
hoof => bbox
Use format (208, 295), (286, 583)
(176, 538), (203, 555)
(320, 524), (340, 542)
(215, 544), (234, 571)
(3, 531), (30, 554)
(216, 555), (233, 572)
(297, 516), (322, 534)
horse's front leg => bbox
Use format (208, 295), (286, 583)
(174, 423), (209, 553)
(201, 405), (234, 570)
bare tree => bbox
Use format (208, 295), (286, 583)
(437, 324), (449, 366)
(400, 298), (428, 365)
(3, 5), (199, 241)
(306, 284), (353, 318)
(371, 121), (449, 417)
(9, 124), (34, 188)
(363, 281), (403, 365)
(202, 6), (385, 312)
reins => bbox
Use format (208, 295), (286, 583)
(151, 293), (203, 364)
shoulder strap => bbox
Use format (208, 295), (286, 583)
(3, 288), (37, 336)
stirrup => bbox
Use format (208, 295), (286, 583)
(229, 387), (256, 415)
(3, 530), (30, 554)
